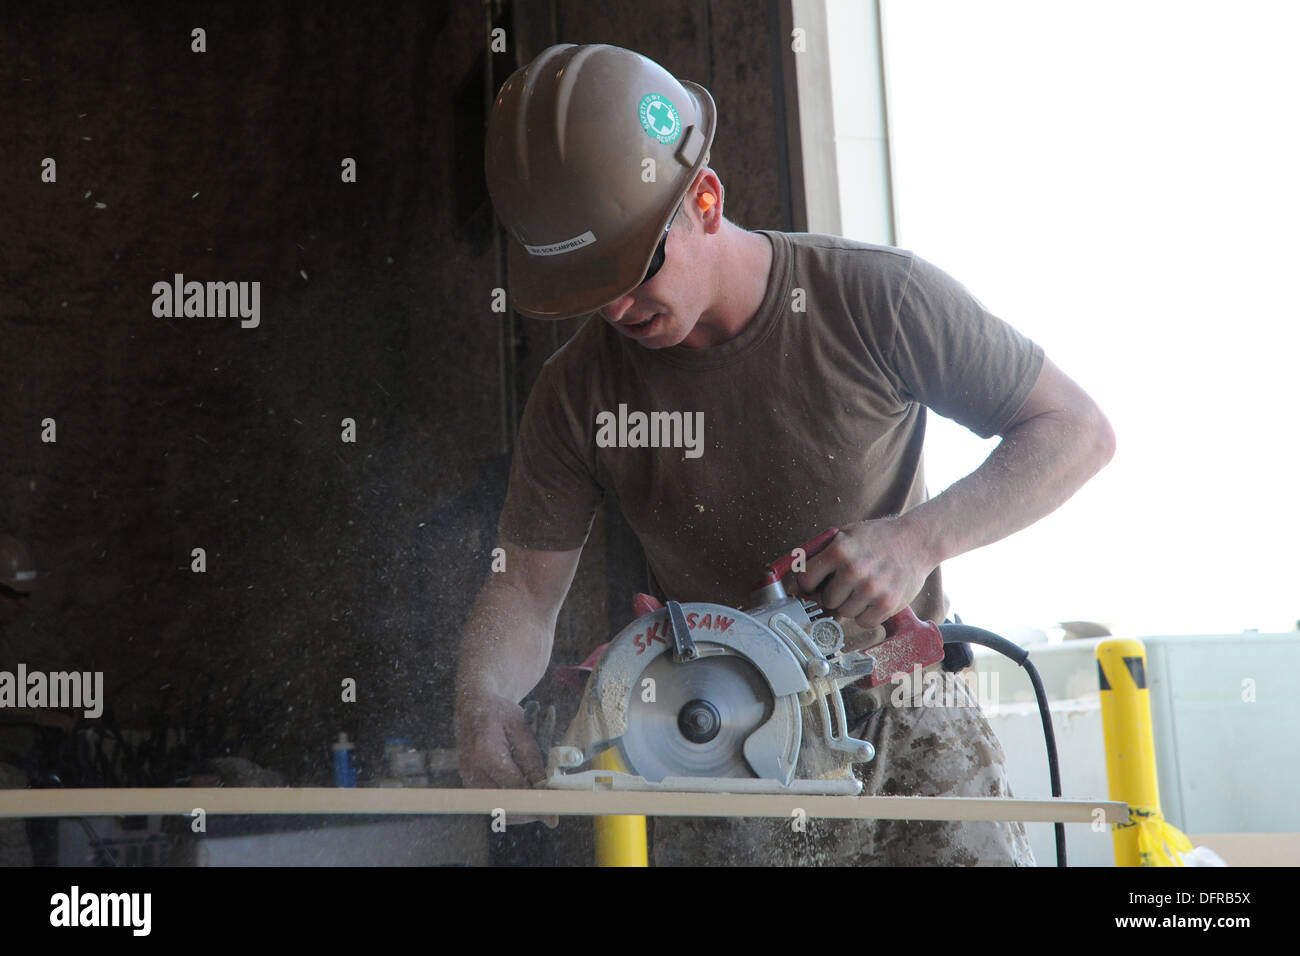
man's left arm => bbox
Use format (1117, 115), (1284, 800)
(798, 355), (1115, 628)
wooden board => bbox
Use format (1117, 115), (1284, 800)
(0, 787), (1127, 823)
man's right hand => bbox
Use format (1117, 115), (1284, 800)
(457, 692), (559, 828)
(453, 543), (582, 827)
(456, 692), (546, 789)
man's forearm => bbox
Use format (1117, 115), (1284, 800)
(454, 578), (555, 714)
(903, 402), (1116, 569)
(452, 543), (580, 787)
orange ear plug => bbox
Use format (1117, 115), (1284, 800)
(697, 192), (716, 213)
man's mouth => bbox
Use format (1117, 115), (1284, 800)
(622, 314), (661, 334)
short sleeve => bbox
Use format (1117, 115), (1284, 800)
(496, 364), (603, 550)
(886, 255), (1044, 439)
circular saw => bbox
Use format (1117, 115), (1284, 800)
(544, 529), (947, 795)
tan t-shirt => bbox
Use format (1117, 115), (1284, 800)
(497, 232), (1043, 647)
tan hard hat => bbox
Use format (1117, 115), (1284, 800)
(0, 535), (37, 593)
(485, 43), (717, 320)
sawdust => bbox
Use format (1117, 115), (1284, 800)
(595, 672), (632, 738)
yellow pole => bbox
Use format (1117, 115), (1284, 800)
(592, 749), (649, 867)
(1097, 638), (1192, 866)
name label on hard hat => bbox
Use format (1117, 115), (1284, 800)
(639, 94), (682, 145)
(523, 231), (596, 257)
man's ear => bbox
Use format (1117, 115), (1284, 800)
(695, 171), (725, 234)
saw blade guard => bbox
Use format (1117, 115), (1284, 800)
(546, 597), (874, 795)
(552, 604), (806, 780)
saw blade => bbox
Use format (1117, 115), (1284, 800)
(618, 650), (777, 783)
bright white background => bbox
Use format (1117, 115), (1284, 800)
(876, 0), (1298, 638)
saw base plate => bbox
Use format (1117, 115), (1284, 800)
(545, 768), (863, 796)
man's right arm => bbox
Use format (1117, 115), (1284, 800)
(454, 542), (582, 789)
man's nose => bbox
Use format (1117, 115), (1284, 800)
(599, 294), (635, 324)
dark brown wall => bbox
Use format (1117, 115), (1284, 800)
(1, 0), (792, 858)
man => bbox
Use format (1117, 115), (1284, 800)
(456, 43), (1114, 865)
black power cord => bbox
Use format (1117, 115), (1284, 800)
(939, 624), (1067, 868)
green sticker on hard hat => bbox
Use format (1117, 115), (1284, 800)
(639, 94), (682, 145)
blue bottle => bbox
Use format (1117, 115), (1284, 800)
(332, 732), (357, 787)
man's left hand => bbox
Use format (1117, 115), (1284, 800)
(792, 518), (933, 630)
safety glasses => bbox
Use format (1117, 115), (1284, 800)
(639, 205), (681, 286)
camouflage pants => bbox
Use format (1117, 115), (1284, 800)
(0, 763), (32, 867)
(652, 676), (1035, 866)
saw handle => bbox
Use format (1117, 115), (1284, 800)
(757, 526), (840, 586)
(763, 526), (939, 642)
(882, 605), (943, 645)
